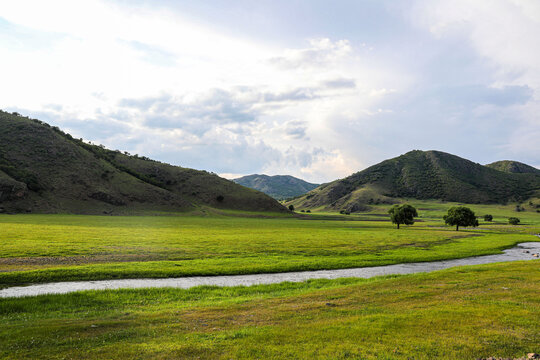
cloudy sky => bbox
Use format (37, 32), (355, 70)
(1, 0), (539, 182)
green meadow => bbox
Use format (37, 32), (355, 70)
(1, 261), (538, 359)
(0, 201), (539, 359)
(0, 201), (538, 287)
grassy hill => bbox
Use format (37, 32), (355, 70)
(486, 160), (540, 174)
(287, 150), (540, 212)
(0, 111), (286, 214)
(233, 174), (319, 200)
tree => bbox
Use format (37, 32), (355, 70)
(443, 206), (478, 231)
(483, 214), (493, 222)
(288, 204), (294, 211)
(388, 204), (418, 229)
(508, 217), (520, 225)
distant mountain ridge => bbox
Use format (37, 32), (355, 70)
(0, 111), (286, 214)
(485, 160), (540, 174)
(233, 174), (319, 200)
(287, 150), (540, 212)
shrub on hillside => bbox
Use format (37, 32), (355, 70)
(508, 217), (520, 225)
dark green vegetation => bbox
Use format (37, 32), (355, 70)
(0, 111), (286, 214)
(233, 174), (319, 200)
(509, 217), (521, 225)
(387, 204), (417, 229)
(444, 206), (479, 231)
(486, 160), (540, 174)
(287, 150), (540, 213)
(1, 261), (539, 359)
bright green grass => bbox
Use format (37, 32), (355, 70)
(0, 261), (538, 359)
(0, 201), (538, 286)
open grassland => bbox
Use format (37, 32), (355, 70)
(0, 261), (538, 359)
(0, 201), (539, 287)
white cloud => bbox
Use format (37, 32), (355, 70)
(3, 0), (538, 183)
(413, 0), (540, 88)
(1, 0), (404, 182)
(269, 38), (352, 69)
(410, 0), (540, 162)
(0, 0), (275, 110)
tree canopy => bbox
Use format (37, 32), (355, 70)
(388, 204), (418, 229)
(443, 206), (478, 231)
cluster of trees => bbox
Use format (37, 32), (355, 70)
(289, 203), (523, 228)
(386, 204), (521, 230)
(288, 205), (311, 213)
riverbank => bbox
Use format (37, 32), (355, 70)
(1, 260), (538, 359)
(2, 242), (538, 298)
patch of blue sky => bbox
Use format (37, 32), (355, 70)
(0, 17), (65, 51)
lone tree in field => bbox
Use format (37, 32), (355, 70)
(443, 206), (478, 231)
(508, 217), (520, 225)
(388, 204), (418, 229)
(483, 214), (493, 222)
(288, 204), (294, 211)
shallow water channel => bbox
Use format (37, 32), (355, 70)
(1, 242), (539, 298)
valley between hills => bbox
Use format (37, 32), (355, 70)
(0, 111), (539, 359)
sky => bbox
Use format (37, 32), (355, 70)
(1, 0), (539, 183)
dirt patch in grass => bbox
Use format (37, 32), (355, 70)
(447, 233), (483, 240)
(374, 233), (481, 252)
(0, 253), (164, 270)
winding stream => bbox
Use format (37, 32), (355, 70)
(1, 242), (539, 298)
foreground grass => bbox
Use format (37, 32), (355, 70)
(0, 261), (538, 359)
(0, 202), (539, 286)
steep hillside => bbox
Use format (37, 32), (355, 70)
(288, 150), (540, 212)
(233, 174), (319, 200)
(0, 111), (286, 214)
(111, 155), (284, 212)
(486, 160), (540, 174)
